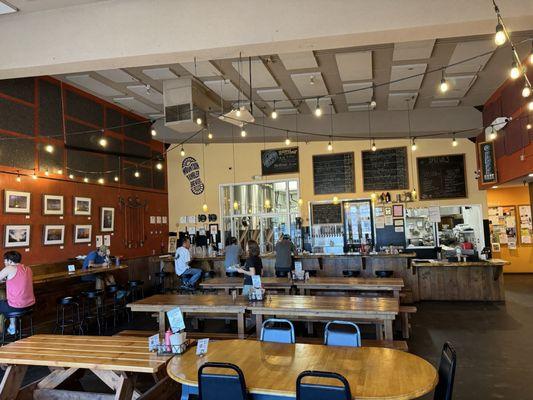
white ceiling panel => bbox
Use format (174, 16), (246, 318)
(204, 79), (245, 101)
(231, 59), (277, 88)
(180, 61), (220, 78)
(66, 74), (123, 97)
(95, 69), (137, 83)
(113, 97), (159, 114)
(305, 97), (335, 114)
(0, 1), (17, 14)
(276, 108), (299, 115)
(343, 82), (373, 105)
(142, 67), (177, 80)
(335, 51), (372, 82)
(435, 75), (477, 98)
(389, 64), (427, 91)
(278, 51), (318, 70)
(393, 40), (435, 61)
(127, 85), (163, 105)
(388, 92), (418, 110)
(291, 72), (328, 97)
(430, 99), (461, 107)
(445, 40), (494, 74)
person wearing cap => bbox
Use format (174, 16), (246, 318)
(274, 234), (297, 276)
(82, 245), (118, 288)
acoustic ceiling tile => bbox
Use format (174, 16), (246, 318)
(446, 40), (493, 74)
(95, 69), (138, 83)
(231, 59), (277, 88)
(343, 82), (373, 105)
(388, 92), (418, 110)
(66, 75), (123, 97)
(180, 61), (220, 77)
(291, 72), (328, 97)
(335, 51), (372, 81)
(127, 85), (164, 105)
(278, 51), (318, 70)
(142, 67), (178, 80)
(113, 97), (159, 114)
(389, 64), (427, 91)
(392, 40), (436, 61)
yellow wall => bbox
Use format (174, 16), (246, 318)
(487, 186), (533, 273)
(167, 137), (487, 230)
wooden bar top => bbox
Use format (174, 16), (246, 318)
(0, 334), (170, 373)
(412, 259), (510, 268)
(177, 252), (417, 262)
(32, 264), (129, 284)
(167, 340), (437, 399)
(294, 277), (404, 290)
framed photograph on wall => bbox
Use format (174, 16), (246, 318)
(74, 197), (92, 216)
(43, 195), (64, 215)
(43, 225), (65, 246)
(100, 207), (115, 232)
(4, 190), (31, 214)
(74, 225), (92, 244)
(4, 225), (30, 248)
(392, 204), (404, 218)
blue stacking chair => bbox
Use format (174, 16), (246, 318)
(198, 362), (247, 400)
(324, 320), (361, 347)
(260, 318), (295, 344)
(296, 370), (351, 400)
(434, 342), (457, 400)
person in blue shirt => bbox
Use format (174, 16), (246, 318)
(83, 245), (109, 270)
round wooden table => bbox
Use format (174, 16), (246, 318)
(168, 340), (438, 400)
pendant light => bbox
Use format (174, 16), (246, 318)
(439, 69), (449, 93)
(201, 131), (208, 213)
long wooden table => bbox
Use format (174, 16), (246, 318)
(0, 335), (175, 400)
(168, 340), (437, 400)
(200, 277), (293, 294)
(127, 294), (249, 338)
(248, 295), (399, 340)
(32, 264), (129, 284)
(294, 277), (404, 297)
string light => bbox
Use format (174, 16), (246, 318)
(45, 144), (54, 153)
(15, 172), (21, 182)
(369, 97), (377, 109)
(371, 141), (377, 152)
(527, 123), (532, 130)
(411, 138), (417, 151)
(114, 176), (119, 182)
(235, 108), (242, 117)
(489, 127), (498, 141)
(233, 200), (239, 210)
(241, 128), (247, 137)
(56, 169), (63, 175)
(98, 178), (104, 184)
(452, 134), (458, 147)
(314, 98), (322, 117)
(156, 162), (163, 170)
(151, 127), (157, 137)
(83, 177), (89, 183)
(44, 169), (49, 176)
(523, 85), (532, 98)
(32, 172), (38, 180)
(370, 192), (376, 201)
(510, 61), (520, 80)
(332, 196), (339, 205)
(271, 101), (278, 119)
(285, 131), (291, 146)
(180, 147), (185, 157)
(134, 171), (140, 178)
(202, 203), (208, 212)
(327, 141), (333, 151)
(69, 174), (74, 179)
(208, 132), (213, 140)
(494, 23), (506, 46)
(264, 199), (271, 209)
(440, 69), (449, 93)
(411, 188), (417, 199)
(98, 137), (107, 147)
(196, 117), (202, 125)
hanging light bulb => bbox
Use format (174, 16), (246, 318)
(15, 173), (21, 182)
(68, 174), (74, 179)
(527, 123), (532, 130)
(56, 169), (63, 175)
(298, 198), (303, 206)
(440, 77), (449, 93)
(32, 172), (38, 180)
(240, 128), (247, 137)
(233, 200), (239, 210)
(523, 85), (532, 98)
(45, 144), (54, 153)
(208, 132), (213, 140)
(151, 127), (157, 137)
(489, 127), (497, 141)
(271, 101), (278, 119)
(452, 135), (458, 147)
(371, 141), (377, 152)
(528, 101), (533, 111)
(314, 98), (322, 117)
(44, 169), (49, 176)
(180, 147), (185, 157)
(332, 196), (339, 205)
(495, 23), (506, 46)
(510, 61), (520, 80)
(235, 107), (242, 117)
(264, 199), (271, 209)
(98, 137), (107, 147)
(411, 138), (417, 151)
(98, 178), (104, 184)
(369, 97), (377, 109)
(196, 117), (202, 125)
(134, 171), (140, 178)
(202, 203), (208, 212)
(83, 177), (89, 183)
(327, 141), (333, 151)
(114, 176), (119, 182)
(156, 162), (163, 170)
(411, 188), (417, 199)
(370, 192), (377, 200)
(285, 132), (291, 146)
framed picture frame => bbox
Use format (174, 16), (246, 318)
(43, 195), (64, 216)
(4, 225), (30, 248)
(4, 190), (31, 214)
(74, 225), (92, 244)
(392, 204), (404, 218)
(74, 197), (92, 216)
(43, 225), (65, 246)
(100, 207), (115, 232)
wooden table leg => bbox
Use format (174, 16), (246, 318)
(114, 375), (134, 400)
(384, 320), (393, 341)
(37, 368), (79, 389)
(393, 290), (400, 299)
(0, 365), (27, 400)
(158, 311), (166, 337)
(284, 288), (290, 295)
(237, 313), (245, 339)
(375, 324), (384, 340)
(224, 288), (229, 295)
(255, 314), (263, 339)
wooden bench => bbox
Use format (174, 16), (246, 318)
(399, 305), (417, 339)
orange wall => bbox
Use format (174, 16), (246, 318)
(487, 186), (532, 273)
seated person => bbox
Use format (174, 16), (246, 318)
(0, 251), (36, 335)
(175, 237), (202, 289)
(82, 245), (125, 298)
(224, 237), (242, 272)
(236, 240), (262, 296)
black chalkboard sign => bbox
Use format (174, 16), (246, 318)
(261, 147), (299, 175)
(417, 154), (467, 200)
(478, 141), (497, 184)
(311, 203), (343, 224)
(313, 152), (355, 195)
(362, 147), (408, 191)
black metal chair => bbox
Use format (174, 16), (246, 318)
(198, 362), (247, 400)
(154, 271), (172, 294)
(105, 285), (130, 328)
(275, 270), (290, 278)
(81, 289), (104, 335)
(226, 271), (239, 278)
(306, 270), (318, 277)
(296, 370), (351, 400)
(128, 280), (145, 302)
(375, 270), (394, 278)
(54, 296), (83, 335)
(342, 270), (360, 277)
(434, 342), (457, 400)
(1, 308), (34, 344)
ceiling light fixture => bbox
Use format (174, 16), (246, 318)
(114, 176), (119, 182)
(371, 141), (377, 152)
(527, 123), (532, 130)
(45, 144), (54, 154)
(98, 178), (104, 184)
(0, 1), (18, 15)
(99, 137), (107, 147)
(196, 117), (202, 125)
(327, 141), (333, 152)
(235, 108), (242, 117)
(440, 69), (449, 93)
(271, 100), (278, 119)
(156, 162), (163, 170)
(32, 172), (38, 180)
(369, 97), (377, 109)
(285, 132), (291, 146)
(452, 134), (458, 147)
(529, 101), (533, 111)
(489, 127), (498, 141)
(15, 172), (21, 182)
(208, 132), (213, 140)
(69, 174), (74, 179)
(310, 75), (315, 85)
(83, 177), (89, 183)
(314, 98), (322, 117)
(202, 203), (208, 212)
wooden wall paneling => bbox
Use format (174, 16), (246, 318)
(38, 144), (64, 173)
(503, 117), (523, 155)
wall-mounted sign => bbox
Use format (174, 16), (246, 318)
(478, 141), (497, 185)
(182, 157), (204, 195)
(417, 154), (467, 200)
(261, 147), (299, 175)
(313, 152), (355, 195)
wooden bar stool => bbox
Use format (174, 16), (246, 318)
(54, 296), (83, 335)
(1, 308), (34, 344)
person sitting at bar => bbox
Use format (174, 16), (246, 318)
(0, 251), (36, 336)
(274, 234), (297, 276)
(224, 237), (242, 272)
(82, 245), (117, 287)
(175, 237), (203, 289)
(236, 240), (262, 296)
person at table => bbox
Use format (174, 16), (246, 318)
(274, 234), (297, 276)
(175, 237), (203, 289)
(0, 251), (36, 336)
(82, 245), (116, 287)
(224, 237), (242, 272)
(236, 240), (262, 296)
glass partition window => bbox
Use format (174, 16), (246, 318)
(220, 179), (300, 252)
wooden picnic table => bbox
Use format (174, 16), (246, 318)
(168, 339), (438, 400)
(127, 294), (249, 338)
(248, 294), (399, 340)
(294, 277), (404, 298)
(0, 334), (175, 400)
(200, 277), (293, 294)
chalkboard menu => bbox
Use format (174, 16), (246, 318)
(261, 147), (299, 175)
(417, 154), (467, 200)
(313, 152), (355, 195)
(362, 147), (408, 191)
(478, 141), (497, 184)
(311, 203), (343, 224)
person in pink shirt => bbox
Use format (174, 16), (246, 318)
(0, 251), (36, 335)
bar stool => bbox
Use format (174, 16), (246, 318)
(128, 280), (144, 302)
(275, 270), (290, 278)
(81, 290), (104, 335)
(154, 271), (172, 294)
(226, 271), (239, 278)
(106, 285), (130, 328)
(1, 308), (34, 344)
(375, 270), (394, 278)
(54, 296), (83, 335)
(342, 270), (361, 278)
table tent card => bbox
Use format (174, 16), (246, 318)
(167, 307), (186, 333)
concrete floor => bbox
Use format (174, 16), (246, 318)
(3, 274), (533, 399)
